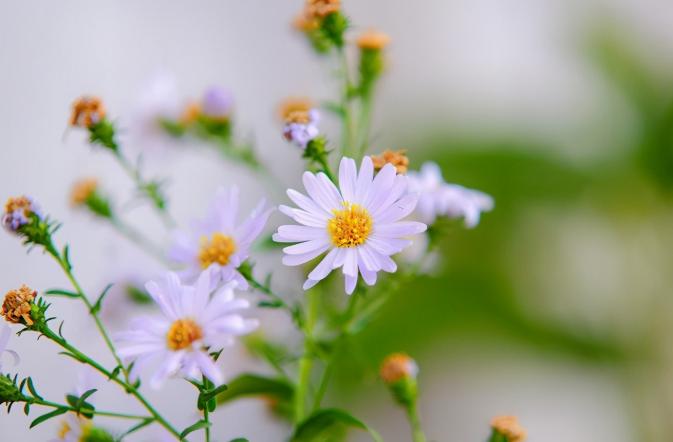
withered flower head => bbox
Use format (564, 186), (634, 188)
(70, 178), (98, 207)
(1, 285), (37, 326)
(306, 0), (341, 18)
(371, 150), (409, 174)
(278, 97), (313, 121)
(357, 29), (391, 50)
(491, 415), (527, 442)
(380, 353), (418, 384)
(70, 96), (106, 128)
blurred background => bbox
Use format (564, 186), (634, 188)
(2, 0), (673, 441)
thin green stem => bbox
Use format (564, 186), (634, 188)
(311, 289), (360, 412)
(39, 326), (181, 439)
(113, 151), (176, 229)
(34, 399), (151, 421)
(338, 48), (354, 156)
(406, 400), (427, 442)
(356, 92), (374, 158)
(294, 288), (319, 424)
(108, 216), (168, 265)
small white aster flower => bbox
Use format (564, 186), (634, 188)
(168, 186), (273, 289)
(0, 323), (19, 371)
(274, 156), (427, 294)
(116, 271), (258, 388)
(408, 162), (494, 227)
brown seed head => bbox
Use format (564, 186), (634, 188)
(4, 197), (33, 219)
(371, 150), (409, 174)
(491, 415), (527, 442)
(70, 96), (106, 128)
(278, 97), (313, 121)
(380, 353), (418, 384)
(2, 285), (37, 326)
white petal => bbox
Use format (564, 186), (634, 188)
(354, 156), (374, 204)
(365, 163), (396, 209)
(303, 172), (339, 213)
(344, 274), (358, 294)
(150, 351), (183, 389)
(287, 189), (330, 216)
(194, 351), (223, 386)
(342, 248), (358, 277)
(279, 206), (328, 228)
(282, 243), (330, 266)
(374, 221), (427, 238)
(360, 266), (378, 286)
(307, 248), (338, 281)
(375, 193), (419, 224)
(273, 225), (327, 242)
(338, 157), (357, 201)
(282, 238), (329, 255)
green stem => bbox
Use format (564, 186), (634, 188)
(108, 216), (168, 265)
(406, 400), (427, 442)
(113, 151), (176, 229)
(203, 407), (211, 442)
(338, 48), (354, 156)
(311, 289), (360, 412)
(357, 92), (374, 158)
(34, 399), (151, 421)
(294, 288), (318, 424)
(39, 326), (181, 439)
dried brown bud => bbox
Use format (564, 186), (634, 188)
(293, 11), (320, 32)
(70, 178), (98, 207)
(491, 415), (527, 442)
(1, 285), (37, 326)
(357, 30), (391, 50)
(70, 96), (106, 128)
(371, 150), (409, 174)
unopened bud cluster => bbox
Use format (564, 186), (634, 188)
(380, 353), (419, 406)
(490, 415), (527, 442)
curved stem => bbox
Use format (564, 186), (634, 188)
(40, 326), (181, 439)
(33, 399), (151, 421)
(356, 92), (373, 158)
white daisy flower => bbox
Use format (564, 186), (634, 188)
(168, 186), (273, 289)
(408, 162), (494, 227)
(0, 323), (19, 371)
(116, 271), (258, 388)
(274, 156), (427, 294)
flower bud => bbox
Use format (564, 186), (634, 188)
(306, 0), (340, 19)
(371, 150), (409, 174)
(1, 285), (37, 326)
(70, 179), (113, 219)
(202, 86), (233, 121)
(357, 30), (391, 51)
(283, 109), (320, 149)
(2, 196), (41, 233)
(380, 353), (419, 407)
(70, 96), (106, 129)
(0, 375), (26, 406)
(490, 415), (527, 442)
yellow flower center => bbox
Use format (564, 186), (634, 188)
(166, 318), (203, 351)
(57, 421), (71, 439)
(198, 233), (236, 268)
(57, 417), (91, 441)
(328, 202), (372, 248)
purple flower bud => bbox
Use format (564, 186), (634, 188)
(202, 86), (233, 119)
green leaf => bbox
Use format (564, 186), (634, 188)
(91, 283), (114, 314)
(258, 299), (284, 308)
(30, 408), (68, 428)
(180, 420), (211, 440)
(216, 374), (294, 406)
(291, 409), (382, 442)
(62, 245), (72, 271)
(26, 377), (43, 401)
(116, 418), (155, 440)
(229, 439), (249, 442)
(44, 288), (79, 298)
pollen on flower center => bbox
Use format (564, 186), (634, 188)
(198, 232), (236, 268)
(166, 318), (203, 351)
(328, 202), (372, 248)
